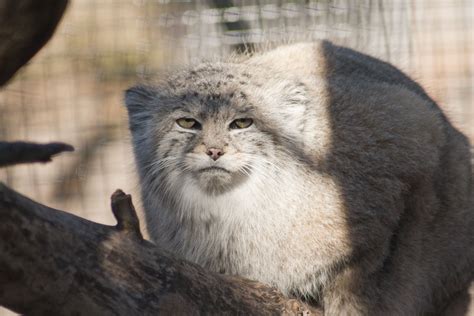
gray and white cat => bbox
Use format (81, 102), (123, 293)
(125, 41), (474, 315)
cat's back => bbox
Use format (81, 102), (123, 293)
(250, 40), (474, 312)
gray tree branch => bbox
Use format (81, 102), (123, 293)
(0, 183), (322, 315)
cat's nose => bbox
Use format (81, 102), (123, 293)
(206, 148), (224, 161)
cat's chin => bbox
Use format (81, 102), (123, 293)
(193, 168), (248, 195)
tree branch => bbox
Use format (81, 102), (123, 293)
(0, 141), (74, 167)
(0, 183), (322, 315)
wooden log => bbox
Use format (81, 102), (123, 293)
(0, 183), (322, 315)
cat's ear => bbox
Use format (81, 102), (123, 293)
(124, 85), (157, 132)
(124, 85), (157, 114)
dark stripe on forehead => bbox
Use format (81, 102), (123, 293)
(204, 98), (227, 116)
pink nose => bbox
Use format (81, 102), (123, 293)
(206, 148), (224, 161)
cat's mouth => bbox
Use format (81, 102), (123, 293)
(193, 165), (247, 195)
(198, 166), (231, 174)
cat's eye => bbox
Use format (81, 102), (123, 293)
(176, 118), (201, 130)
(230, 118), (253, 129)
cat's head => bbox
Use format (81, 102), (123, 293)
(125, 62), (316, 197)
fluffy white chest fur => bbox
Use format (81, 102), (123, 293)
(149, 161), (349, 296)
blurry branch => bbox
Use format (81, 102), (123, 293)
(0, 1), (72, 167)
(0, 0), (69, 86)
(0, 184), (322, 315)
(0, 141), (74, 167)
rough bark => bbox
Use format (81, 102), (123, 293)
(0, 183), (321, 315)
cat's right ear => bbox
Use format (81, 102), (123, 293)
(124, 85), (157, 132)
(124, 85), (157, 114)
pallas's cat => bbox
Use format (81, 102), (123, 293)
(125, 41), (474, 315)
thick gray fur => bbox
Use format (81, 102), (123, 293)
(125, 41), (474, 315)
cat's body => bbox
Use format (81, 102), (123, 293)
(125, 41), (474, 315)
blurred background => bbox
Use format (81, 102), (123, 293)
(0, 0), (472, 314)
(0, 0), (472, 240)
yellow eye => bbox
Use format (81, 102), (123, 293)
(176, 118), (201, 129)
(230, 118), (253, 129)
